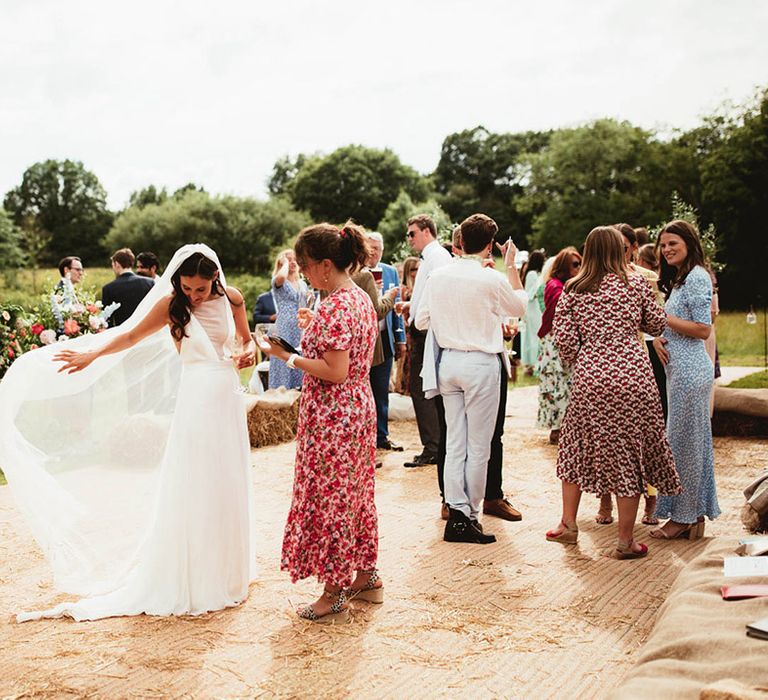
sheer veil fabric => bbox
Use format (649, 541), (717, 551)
(0, 244), (256, 621)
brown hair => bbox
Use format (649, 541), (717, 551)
(169, 252), (223, 341)
(407, 214), (437, 238)
(402, 256), (420, 290)
(567, 226), (628, 294)
(294, 221), (369, 274)
(638, 243), (658, 271)
(58, 256), (81, 276)
(613, 223), (637, 247)
(111, 248), (135, 269)
(460, 213), (498, 255)
(656, 219), (706, 297)
(547, 246), (581, 283)
(634, 227), (650, 245)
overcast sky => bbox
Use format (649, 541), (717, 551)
(2, 0), (767, 210)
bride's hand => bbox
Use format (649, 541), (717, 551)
(235, 341), (256, 369)
(54, 349), (97, 374)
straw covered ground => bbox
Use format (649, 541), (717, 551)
(1, 387), (766, 699)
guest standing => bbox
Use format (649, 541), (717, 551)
(520, 251), (545, 374)
(365, 232), (406, 451)
(261, 222), (380, 623)
(416, 214), (527, 543)
(394, 256), (419, 396)
(651, 220), (720, 540)
(536, 247), (581, 444)
(269, 250), (308, 389)
(252, 290), (277, 327)
(398, 215), (451, 468)
(101, 248), (155, 327)
(546, 227), (680, 559)
(136, 251), (161, 279)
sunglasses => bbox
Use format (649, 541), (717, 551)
(407, 231), (416, 239)
(571, 260), (581, 268)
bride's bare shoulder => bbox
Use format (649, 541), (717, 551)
(224, 286), (244, 307)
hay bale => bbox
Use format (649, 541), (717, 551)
(245, 388), (301, 448)
(714, 386), (768, 418)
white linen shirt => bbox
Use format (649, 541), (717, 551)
(414, 257), (528, 354)
(407, 239), (452, 326)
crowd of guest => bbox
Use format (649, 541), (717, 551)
(54, 211), (719, 622)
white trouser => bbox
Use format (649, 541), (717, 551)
(438, 349), (501, 520)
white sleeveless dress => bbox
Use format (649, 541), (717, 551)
(16, 294), (255, 621)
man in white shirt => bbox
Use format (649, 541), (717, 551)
(398, 214), (452, 468)
(416, 214), (527, 544)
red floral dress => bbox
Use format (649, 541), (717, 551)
(281, 285), (379, 586)
(552, 274), (682, 498)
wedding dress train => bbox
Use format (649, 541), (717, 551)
(0, 245), (256, 622)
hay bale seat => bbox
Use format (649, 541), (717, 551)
(713, 387), (768, 438)
(244, 388), (300, 448)
(610, 539), (768, 699)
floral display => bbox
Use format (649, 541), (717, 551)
(0, 283), (119, 378)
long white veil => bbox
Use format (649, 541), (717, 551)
(0, 243), (228, 596)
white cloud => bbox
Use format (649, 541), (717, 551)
(1, 0), (766, 210)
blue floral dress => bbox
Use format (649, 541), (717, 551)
(269, 278), (308, 390)
(655, 266), (720, 523)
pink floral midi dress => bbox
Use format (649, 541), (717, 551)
(281, 285), (379, 587)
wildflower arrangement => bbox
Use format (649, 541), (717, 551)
(0, 282), (119, 378)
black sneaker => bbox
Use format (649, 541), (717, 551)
(404, 453), (438, 468)
(443, 508), (496, 544)
(377, 439), (404, 452)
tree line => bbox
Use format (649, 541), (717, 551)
(1, 87), (766, 308)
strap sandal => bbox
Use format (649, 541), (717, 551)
(297, 588), (350, 624)
(346, 570), (384, 604)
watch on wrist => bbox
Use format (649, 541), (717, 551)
(286, 353), (299, 369)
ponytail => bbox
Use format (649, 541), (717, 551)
(295, 220), (371, 272)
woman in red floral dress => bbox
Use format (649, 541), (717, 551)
(545, 226), (681, 560)
(261, 222), (380, 623)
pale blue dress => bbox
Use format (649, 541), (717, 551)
(269, 278), (308, 390)
(655, 266), (720, 523)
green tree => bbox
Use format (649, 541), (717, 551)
(518, 119), (674, 253)
(105, 191), (310, 274)
(278, 145), (429, 228)
(0, 209), (26, 270)
(128, 185), (168, 210)
(3, 159), (113, 265)
(377, 191), (453, 262)
(698, 88), (768, 308)
(267, 154), (318, 197)
(433, 126), (550, 248)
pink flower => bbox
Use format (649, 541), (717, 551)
(86, 304), (99, 314)
(8, 348), (14, 358)
(31, 323), (45, 336)
(63, 319), (80, 336)
(39, 329), (57, 345)
(30, 344), (39, 350)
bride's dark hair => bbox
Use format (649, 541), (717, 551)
(169, 253), (225, 341)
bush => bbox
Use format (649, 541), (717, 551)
(105, 192), (311, 274)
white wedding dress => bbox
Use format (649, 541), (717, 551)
(0, 244), (256, 622)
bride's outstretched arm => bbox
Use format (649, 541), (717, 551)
(54, 296), (172, 373)
(226, 286), (255, 368)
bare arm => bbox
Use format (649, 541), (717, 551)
(227, 287), (256, 368)
(666, 314), (711, 340)
(55, 296), (171, 373)
(273, 257), (289, 288)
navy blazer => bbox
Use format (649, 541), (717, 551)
(101, 272), (154, 327)
(252, 291), (276, 326)
(380, 262), (405, 354)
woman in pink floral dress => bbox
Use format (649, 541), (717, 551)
(261, 222), (380, 623)
(545, 227), (681, 560)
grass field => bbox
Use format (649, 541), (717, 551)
(727, 370), (768, 389)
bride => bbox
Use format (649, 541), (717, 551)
(0, 244), (257, 621)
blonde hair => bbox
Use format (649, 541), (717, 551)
(272, 248), (295, 277)
(401, 256), (420, 290)
(567, 226), (628, 294)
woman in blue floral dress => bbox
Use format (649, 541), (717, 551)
(269, 250), (309, 389)
(651, 220), (720, 539)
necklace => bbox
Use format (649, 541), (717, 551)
(329, 275), (352, 295)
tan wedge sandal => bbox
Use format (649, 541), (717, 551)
(346, 570), (384, 604)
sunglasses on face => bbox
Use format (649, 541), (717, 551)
(571, 260), (581, 268)
(407, 231), (416, 239)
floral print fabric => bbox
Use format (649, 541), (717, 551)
(655, 266), (720, 522)
(536, 333), (572, 430)
(552, 274), (681, 498)
(281, 286), (379, 587)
